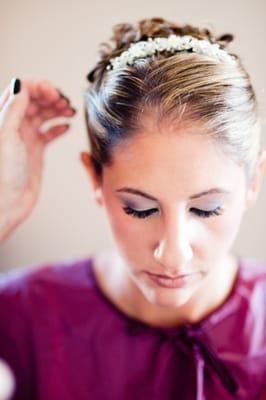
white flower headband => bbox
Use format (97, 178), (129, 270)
(106, 34), (237, 71)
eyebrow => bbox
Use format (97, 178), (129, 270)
(116, 187), (231, 201)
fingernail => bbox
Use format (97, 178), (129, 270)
(11, 78), (21, 95)
(69, 107), (77, 114)
(57, 88), (70, 102)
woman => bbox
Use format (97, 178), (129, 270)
(0, 17), (265, 400)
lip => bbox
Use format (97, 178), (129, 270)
(146, 271), (201, 289)
(149, 272), (192, 279)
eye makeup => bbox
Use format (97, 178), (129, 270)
(118, 192), (225, 220)
(122, 205), (224, 219)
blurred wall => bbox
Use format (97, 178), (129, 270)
(0, 0), (265, 271)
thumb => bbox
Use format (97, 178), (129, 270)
(0, 78), (29, 132)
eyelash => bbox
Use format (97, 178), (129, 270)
(122, 206), (223, 219)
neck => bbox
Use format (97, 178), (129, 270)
(93, 249), (239, 329)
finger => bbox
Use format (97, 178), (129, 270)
(12, 78), (64, 105)
(20, 78), (40, 100)
(0, 80), (30, 131)
(40, 123), (70, 144)
(25, 94), (72, 118)
(39, 107), (74, 119)
(25, 101), (40, 117)
(28, 97), (69, 113)
(0, 85), (11, 111)
(0, 77), (21, 111)
(38, 97), (69, 109)
(38, 81), (76, 112)
(29, 106), (76, 128)
(36, 80), (61, 105)
(33, 80), (75, 112)
(54, 97), (70, 110)
(21, 79), (60, 105)
(56, 89), (71, 104)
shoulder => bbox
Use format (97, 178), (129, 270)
(226, 258), (266, 395)
(0, 257), (97, 399)
(228, 256), (266, 325)
(205, 256), (266, 345)
(238, 256), (266, 300)
(0, 255), (95, 287)
(237, 257), (266, 330)
(214, 256), (266, 352)
(0, 255), (96, 311)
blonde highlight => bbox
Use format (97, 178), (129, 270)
(84, 17), (261, 181)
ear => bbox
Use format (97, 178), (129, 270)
(80, 151), (103, 206)
(245, 149), (266, 210)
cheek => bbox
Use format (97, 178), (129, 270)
(207, 206), (244, 251)
(103, 198), (148, 252)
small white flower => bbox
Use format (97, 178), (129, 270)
(107, 34), (236, 71)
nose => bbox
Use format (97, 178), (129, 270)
(153, 211), (193, 276)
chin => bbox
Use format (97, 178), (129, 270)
(140, 284), (194, 309)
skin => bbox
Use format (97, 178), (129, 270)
(0, 79), (76, 242)
(80, 114), (266, 328)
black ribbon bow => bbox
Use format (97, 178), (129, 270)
(126, 320), (238, 397)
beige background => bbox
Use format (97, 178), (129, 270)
(0, 0), (265, 271)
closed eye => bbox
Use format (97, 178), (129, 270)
(122, 206), (223, 219)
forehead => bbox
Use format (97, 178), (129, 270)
(103, 118), (245, 200)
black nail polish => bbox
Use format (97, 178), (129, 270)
(12, 78), (21, 95)
(57, 88), (70, 103)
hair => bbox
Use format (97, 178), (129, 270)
(84, 17), (262, 183)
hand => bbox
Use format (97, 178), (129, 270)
(0, 78), (76, 242)
(0, 359), (15, 400)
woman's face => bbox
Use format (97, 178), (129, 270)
(84, 116), (262, 310)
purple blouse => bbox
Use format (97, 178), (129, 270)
(0, 256), (266, 400)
